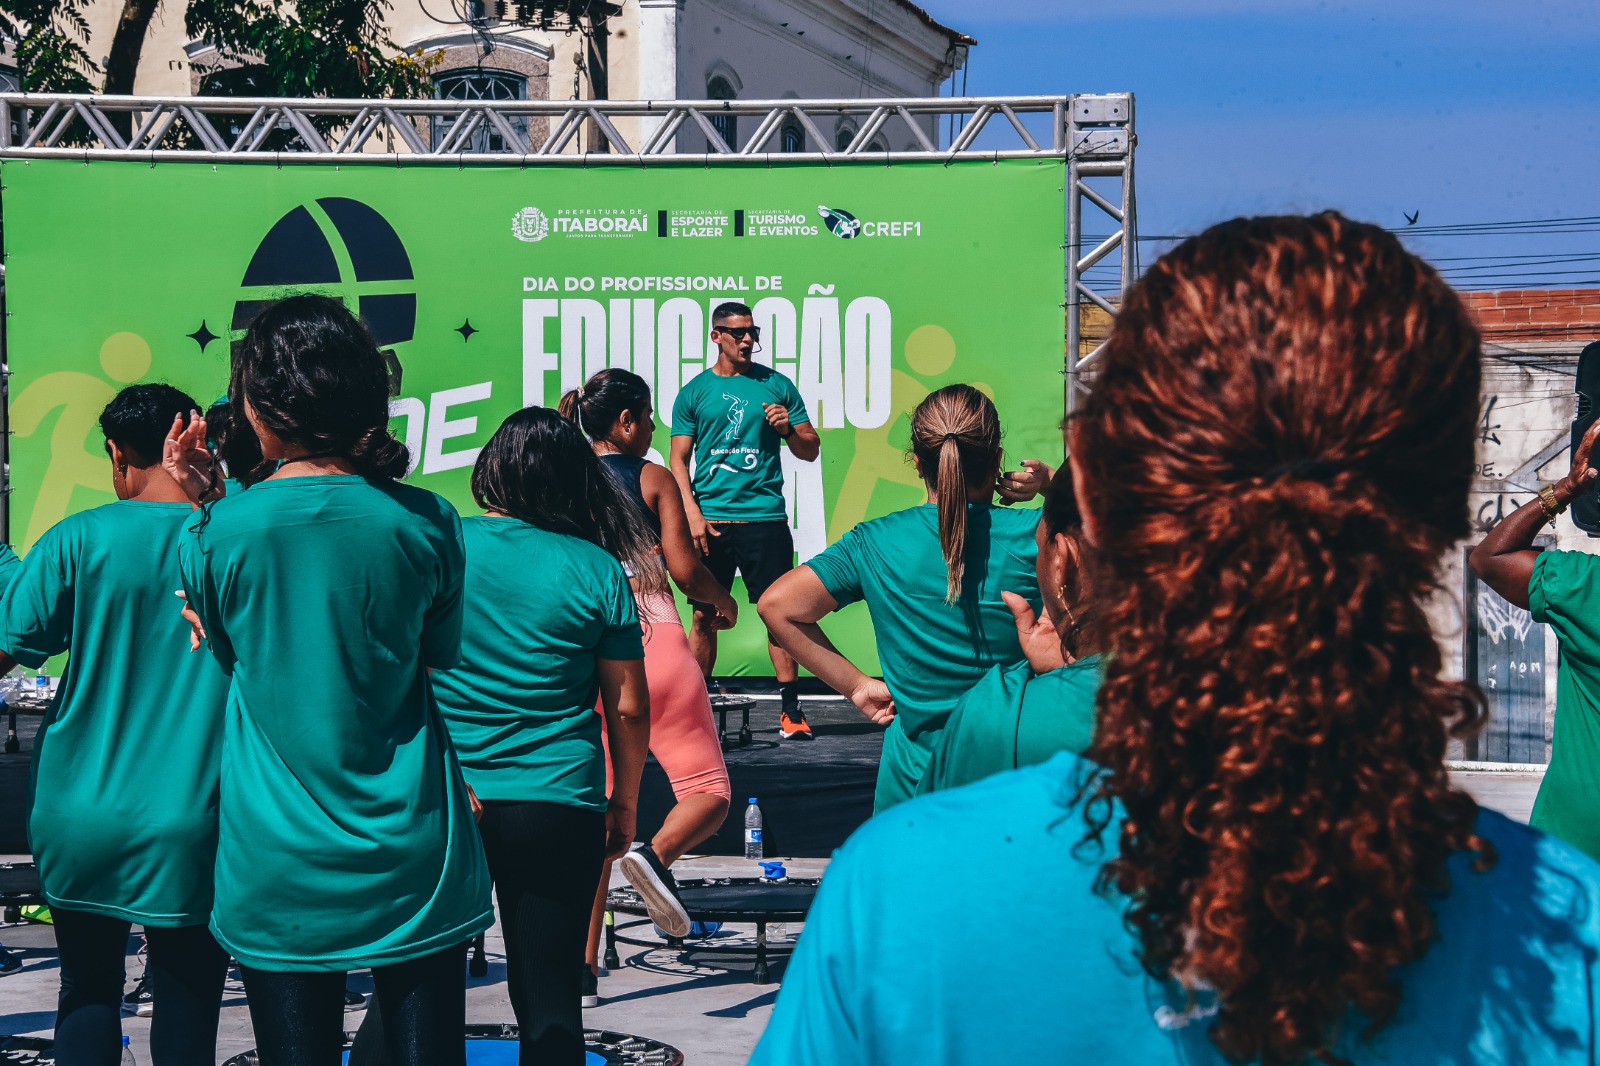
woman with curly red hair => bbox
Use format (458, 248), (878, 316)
(752, 213), (1600, 1066)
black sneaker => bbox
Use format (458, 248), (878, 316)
(122, 972), (153, 1016)
(618, 845), (691, 939)
(580, 965), (598, 1009)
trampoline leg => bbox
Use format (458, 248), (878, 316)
(603, 910), (619, 970)
(468, 930), (488, 978)
(754, 921), (770, 984)
(739, 704), (752, 748)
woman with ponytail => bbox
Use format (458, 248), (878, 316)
(759, 384), (1042, 812)
(178, 295), (492, 1066)
(918, 469), (1103, 793)
(561, 370), (737, 998)
(755, 213), (1600, 1066)
(429, 406), (652, 1064)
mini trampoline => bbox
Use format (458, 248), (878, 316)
(708, 695), (756, 751)
(605, 876), (820, 984)
(216, 1026), (683, 1066)
(0, 863), (43, 923)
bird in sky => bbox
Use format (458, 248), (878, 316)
(1404, 210), (1420, 225)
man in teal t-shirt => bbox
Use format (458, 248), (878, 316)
(0, 384), (231, 1062)
(670, 300), (822, 737)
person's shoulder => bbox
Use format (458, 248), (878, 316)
(848, 752), (1099, 859)
(1438, 808), (1600, 941)
(991, 503), (1045, 535)
(373, 481), (463, 532)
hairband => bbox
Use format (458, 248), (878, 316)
(940, 432), (962, 443)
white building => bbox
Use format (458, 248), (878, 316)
(55, 0), (972, 153)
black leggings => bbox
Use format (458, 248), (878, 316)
(479, 801), (606, 1066)
(241, 945), (466, 1066)
(53, 909), (229, 1066)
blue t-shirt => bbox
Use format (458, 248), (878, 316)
(753, 752), (1600, 1066)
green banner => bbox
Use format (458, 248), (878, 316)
(1, 157), (1065, 676)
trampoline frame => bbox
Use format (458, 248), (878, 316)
(603, 876), (819, 985)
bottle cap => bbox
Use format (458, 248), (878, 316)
(122, 1037), (131, 1047)
(759, 861), (786, 879)
(747, 797), (758, 804)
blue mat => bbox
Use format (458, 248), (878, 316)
(341, 1044), (603, 1066)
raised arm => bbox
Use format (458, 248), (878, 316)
(758, 567), (893, 724)
(641, 463), (736, 627)
(1470, 419), (1600, 609)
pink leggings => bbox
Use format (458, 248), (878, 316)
(601, 614), (732, 801)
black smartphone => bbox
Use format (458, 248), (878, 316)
(1570, 340), (1600, 535)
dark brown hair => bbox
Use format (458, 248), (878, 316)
(909, 384), (1002, 603)
(1074, 212), (1491, 1065)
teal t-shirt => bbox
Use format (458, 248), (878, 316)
(670, 363), (809, 522)
(432, 518), (644, 809)
(1528, 550), (1600, 861)
(806, 502), (1041, 811)
(4, 502), (229, 926)
(180, 475), (492, 970)
(919, 655), (1104, 795)
(754, 752), (1600, 1066)
(0, 544), (21, 590)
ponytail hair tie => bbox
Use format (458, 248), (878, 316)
(940, 432), (961, 443)
(576, 385), (587, 403)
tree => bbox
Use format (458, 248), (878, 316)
(0, 0), (99, 92)
(0, 0), (433, 98)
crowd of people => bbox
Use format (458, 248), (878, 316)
(14, 211), (1600, 1066)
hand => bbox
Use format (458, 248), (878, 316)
(996, 459), (1054, 504)
(689, 512), (721, 556)
(1003, 591), (1067, 674)
(465, 783), (484, 823)
(763, 403), (793, 438)
(1558, 420), (1600, 503)
(605, 802), (637, 860)
(163, 411), (221, 505)
(849, 677), (896, 725)
(174, 590), (206, 652)
(710, 591), (739, 630)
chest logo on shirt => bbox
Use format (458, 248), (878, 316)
(708, 394), (761, 473)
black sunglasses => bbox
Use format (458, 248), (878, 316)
(715, 325), (761, 341)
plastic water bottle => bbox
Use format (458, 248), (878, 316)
(743, 797), (764, 860)
(33, 670), (49, 701)
(121, 1035), (136, 1066)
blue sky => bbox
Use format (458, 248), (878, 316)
(917, 0), (1600, 290)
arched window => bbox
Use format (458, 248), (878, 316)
(835, 123), (856, 153)
(432, 68), (528, 153)
(781, 121), (804, 154)
(707, 75), (737, 151)
(867, 138), (888, 154)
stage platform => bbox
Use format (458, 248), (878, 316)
(635, 695), (882, 858)
(3, 695), (884, 858)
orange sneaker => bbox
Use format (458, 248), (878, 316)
(779, 708), (813, 739)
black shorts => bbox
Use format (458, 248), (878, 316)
(690, 520), (796, 609)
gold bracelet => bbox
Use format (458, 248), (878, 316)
(1538, 484), (1568, 520)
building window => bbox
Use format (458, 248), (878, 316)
(781, 121), (804, 153)
(867, 138), (888, 154)
(835, 123), (856, 152)
(432, 69), (528, 153)
(707, 75), (737, 151)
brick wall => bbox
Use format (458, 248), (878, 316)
(1463, 288), (1600, 346)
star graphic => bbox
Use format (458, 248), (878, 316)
(187, 321), (219, 352)
(455, 319), (479, 342)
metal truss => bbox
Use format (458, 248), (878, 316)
(0, 92), (1087, 163)
(1063, 94), (1137, 417)
(0, 90), (1139, 424)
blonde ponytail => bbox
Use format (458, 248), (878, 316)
(909, 385), (1002, 603)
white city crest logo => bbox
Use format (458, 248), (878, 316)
(512, 206), (550, 243)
